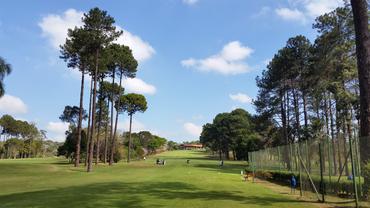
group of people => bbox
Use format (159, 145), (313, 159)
(156, 158), (166, 165)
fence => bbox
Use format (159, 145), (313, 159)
(248, 137), (363, 205)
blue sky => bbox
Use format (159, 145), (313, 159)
(0, 0), (343, 142)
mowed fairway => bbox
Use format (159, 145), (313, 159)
(0, 150), (314, 208)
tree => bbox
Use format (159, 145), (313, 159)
(59, 105), (87, 129)
(117, 93), (148, 163)
(350, 0), (370, 197)
(0, 56), (12, 97)
(108, 44), (137, 165)
(60, 27), (92, 167)
(81, 7), (122, 172)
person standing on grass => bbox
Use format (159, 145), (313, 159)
(290, 175), (297, 194)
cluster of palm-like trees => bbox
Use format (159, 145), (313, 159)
(60, 7), (147, 172)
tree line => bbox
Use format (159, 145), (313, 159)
(200, 3), (370, 197)
(60, 8), (149, 172)
(0, 114), (60, 159)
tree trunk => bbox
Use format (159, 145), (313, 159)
(87, 49), (99, 172)
(95, 78), (103, 165)
(128, 114), (133, 163)
(75, 68), (85, 167)
(109, 68), (116, 166)
(85, 77), (93, 166)
(350, 0), (370, 197)
(293, 88), (300, 141)
(336, 107), (343, 176)
(342, 117), (350, 176)
(103, 97), (109, 164)
(329, 97), (337, 175)
(111, 72), (123, 165)
(303, 93), (308, 128)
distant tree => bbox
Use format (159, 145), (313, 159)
(59, 105), (87, 129)
(117, 93), (148, 163)
(57, 129), (87, 162)
(167, 141), (179, 151)
(0, 56), (12, 97)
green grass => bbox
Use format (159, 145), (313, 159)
(0, 150), (315, 208)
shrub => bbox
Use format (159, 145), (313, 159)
(363, 162), (370, 199)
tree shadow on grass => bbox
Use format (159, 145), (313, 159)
(193, 163), (247, 175)
(0, 181), (307, 208)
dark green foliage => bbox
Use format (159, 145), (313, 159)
(117, 93), (148, 116)
(57, 129), (87, 160)
(59, 105), (87, 128)
(200, 108), (263, 160)
(0, 56), (12, 97)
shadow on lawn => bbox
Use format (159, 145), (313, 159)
(193, 163), (247, 175)
(0, 181), (306, 208)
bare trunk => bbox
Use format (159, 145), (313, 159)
(103, 97), (109, 164)
(111, 72), (123, 165)
(329, 96), (337, 175)
(87, 49), (99, 172)
(85, 77), (93, 166)
(303, 93), (308, 128)
(127, 114), (133, 163)
(350, 0), (370, 197)
(109, 68), (116, 166)
(75, 68), (85, 167)
(95, 78), (103, 165)
(342, 117), (350, 176)
(293, 89), (300, 141)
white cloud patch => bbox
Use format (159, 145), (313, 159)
(116, 26), (155, 62)
(46, 121), (69, 142)
(275, 8), (306, 23)
(229, 93), (252, 104)
(0, 94), (28, 114)
(39, 9), (155, 62)
(252, 6), (271, 18)
(181, 41), (254, 75)
(183, 122), (202, 137)
(123, 78), (156, 95)
(275, 0), (343, 23)
(183, 0), (199, 5)
(39, 9), (83, 49)
(304, 0), (342, 17)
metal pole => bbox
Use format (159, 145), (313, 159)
(354, 135), (362, 197)
(298, 150), (321, 201)
(349, 136), (359, 208)
(319, 143), (325, 202)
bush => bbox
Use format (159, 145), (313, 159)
(363, 162), (370, 199)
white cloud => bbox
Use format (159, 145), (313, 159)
(304, 0), (342, 17)
(275, 0), (343, 23)
(116, 26), (155, 62)
(229, 93), (252, 104)
(252, 6), (271, 18)
(275, 8), (306, 23)
(123, 78), (156, 95)
(183, 0), (199, 5)
(46, 121), (69, 142)
(183, 122), (202, 137)
(39, 9), (155, 62)
(39, 9), (83, 49)
(0, 94), (28, 114)
(181, 41), (254, 75)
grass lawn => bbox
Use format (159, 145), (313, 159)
(0, 150), (316, 208)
